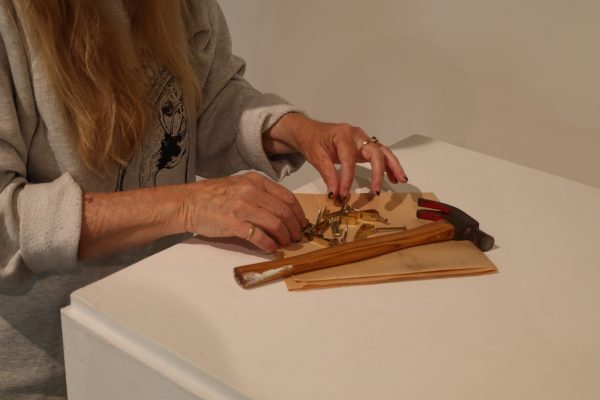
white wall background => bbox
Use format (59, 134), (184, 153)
(220, 0), (600, 189)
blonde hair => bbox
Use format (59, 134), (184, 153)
(20, 0), (201, 173)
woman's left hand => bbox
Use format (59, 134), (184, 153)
(263, 113), (408, 199)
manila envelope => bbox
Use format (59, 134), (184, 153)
(282, 192), (497, 291)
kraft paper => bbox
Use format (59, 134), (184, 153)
(282, 193), (497, 291)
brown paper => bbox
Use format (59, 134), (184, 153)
(283, 192), (497, 291)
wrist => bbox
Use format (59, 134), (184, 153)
(79, 185), (189, 260)
(263, 112), (313, 154)
(126, 184), (190, 236)
(172, 183), (197, 235)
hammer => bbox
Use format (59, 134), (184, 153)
(234, 198), (494, 288)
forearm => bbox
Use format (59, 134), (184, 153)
(78, 185), (187, 261)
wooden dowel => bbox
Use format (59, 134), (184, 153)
(234, 220), (455, 288)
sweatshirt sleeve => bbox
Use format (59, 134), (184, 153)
(188, 0), (305, 180)
(0, 7), (82, 287)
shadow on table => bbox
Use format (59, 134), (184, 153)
(181, 236), (275, 261)
(351, 165), (422, 195)
(389, 134), (435, 151)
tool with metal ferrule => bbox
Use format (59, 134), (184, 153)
(234, 198), (495, 288)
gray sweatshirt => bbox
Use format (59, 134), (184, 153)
(0, 0), (303, 398)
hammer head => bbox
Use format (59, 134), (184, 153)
(416, 198), (495, 252)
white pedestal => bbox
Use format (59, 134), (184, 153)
(62, 136), (600, 399)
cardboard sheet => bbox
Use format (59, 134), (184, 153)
(283, 193), (497, 291)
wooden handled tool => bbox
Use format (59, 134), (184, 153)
(234, 220), (454, 288)
(234, 198), (495, 289)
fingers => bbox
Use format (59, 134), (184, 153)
(235, 222), (279, 253)
(238, 173), (306, 249)
(230, 200), (292, 252)
(310, 150), (340, 199)
(316, 125), (403, 197)
(260, 177), (307, 229)
(252, 192), (302, 243)
(297, 123), (356, 199)
(187, 174), (307, 253)
(337, 139), (357, 198)
(289, 118), (409, 199)
(360, 142), (386, 193)
(362, 145), (407, 191)
(380, 146), (408, 183)
(242, 204), (292, 246)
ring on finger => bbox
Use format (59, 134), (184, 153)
(362, 136), (380, 146)
(245, 224), (256, 241)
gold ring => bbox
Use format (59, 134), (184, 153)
(245, 224), (256, 241)
(362, 136), (380, 146)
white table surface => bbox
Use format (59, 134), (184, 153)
(62, 135), (600, 400)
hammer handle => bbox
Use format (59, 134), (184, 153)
(234, 220), (455, 288)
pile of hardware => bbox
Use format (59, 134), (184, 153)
(301, 204), (406, 247)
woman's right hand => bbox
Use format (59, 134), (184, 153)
(181, 172), (307, 253)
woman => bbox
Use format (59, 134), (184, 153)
(0, 0), (407, 398)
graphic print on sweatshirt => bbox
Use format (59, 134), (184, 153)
(115, 65), (189, 191)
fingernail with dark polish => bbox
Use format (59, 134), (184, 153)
(376, 191), (380, 196)
(328, 192), (334, 199)
(404, 176), (409, 182)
